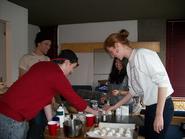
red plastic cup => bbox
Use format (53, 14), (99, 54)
(48, 121), (58, 136)
(85, 114), (95, 127)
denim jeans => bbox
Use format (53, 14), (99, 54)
(27, 110), (47, 139)
(144, 97), (174, 139)
(0, 113), (29, 139)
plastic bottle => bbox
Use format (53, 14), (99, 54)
(56, 104), (65, 128)
(102, 111), (107, 122)
(116, 107), (121, 116)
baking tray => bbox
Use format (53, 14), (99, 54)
(86, 122), (135, 139)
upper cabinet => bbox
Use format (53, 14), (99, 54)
(60, 42), (160, 87)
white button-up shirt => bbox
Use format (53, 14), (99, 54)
(127, 48), (173, 106)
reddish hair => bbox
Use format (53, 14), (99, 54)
(104, 29), (130, 52)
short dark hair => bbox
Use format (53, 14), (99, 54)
(52, 49), (79, 65)
(34, 31), (51, 46)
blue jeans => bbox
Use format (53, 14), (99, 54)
(144, 97), (174, 139)
(0, 113), (29, 139)
(27, 110), (47, 139)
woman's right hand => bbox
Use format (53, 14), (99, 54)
(102, 104), (111, 111)
(100, 96), (107, 104)
(112, 89), (120, 96)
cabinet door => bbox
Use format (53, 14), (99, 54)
(166, 20), (185, 97)
(93, 50), (113, 86)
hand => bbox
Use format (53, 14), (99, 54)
(100, 96), (106, 104)
(153, 114), (164, 134)
(91, 109), (99, 116)
(102, 104), (111, 111)
(112, 90), (120, 96)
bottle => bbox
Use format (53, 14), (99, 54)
(56, 104), (65, 128)
(116, 107), (121, 116)
(95, 111), (101, 126)
(102, 111), (106, 122)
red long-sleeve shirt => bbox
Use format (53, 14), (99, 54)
(0, 62), (87, 121)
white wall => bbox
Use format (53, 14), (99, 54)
(59, 20), (138, 86)
(0, 0), (28, 86)
(0, 21), (6, 82)
(28, 24), (40, 53)
(59, 20), (138, 43)
(68, 53), (94, 85)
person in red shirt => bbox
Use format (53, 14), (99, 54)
(0, 49), (98, 139)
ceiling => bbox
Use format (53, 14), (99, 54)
(8, 0), (185, 26)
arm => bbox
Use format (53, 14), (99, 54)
(19, 55), (28, 78)
(112, 90), (128, 96)
(105, 92), (132, 112)
(44, 104), (53, 121)
(19, 68), (26, 78)
(55, 72), (95, 112)
(153, 87), (167, 133)
(140, 50), (169, 133)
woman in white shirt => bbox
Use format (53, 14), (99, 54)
(103, 29), (174, 139)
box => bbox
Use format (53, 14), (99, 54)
(86, 122), (135, 139)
